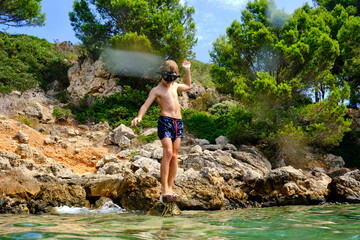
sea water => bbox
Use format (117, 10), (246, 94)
(0, 203), (359, 239)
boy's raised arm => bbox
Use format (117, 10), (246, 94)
(131, 89), (156, 126)
(177, 60), (192, 92)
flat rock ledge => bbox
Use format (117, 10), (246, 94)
(1, 143), (359, 215)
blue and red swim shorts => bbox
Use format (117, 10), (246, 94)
(157, 116), (184, 142)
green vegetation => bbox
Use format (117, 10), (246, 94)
(69, 85), (160, 129)
(18, 116), (32, 126)
(207, 0), (357, 165)
(52, 107), (72, 120)
(1, 0), (359, 168)
(0, 0), (45, 27)
(0, 32), (72, 93)
(136, 132), (159, 145)
(69, 0), (196, 61)
(187, 59), (214, 87)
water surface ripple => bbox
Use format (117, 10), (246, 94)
(0, 204), (359, 239)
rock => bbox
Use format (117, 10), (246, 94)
(0, 157), (11, 170)
(36, 183), (87, 207)
(96, 155), (120, 169)
(323, 154), (345, 171)
(93, 197), (114, 209)
(140, 149), (152, 158)
(147, 201), (181, 216)
(327, 168), (350, 179)
(84, 174), (124, 198)
(143, 140), (162, 152)
(215, 135), (228, 146)
(117, 150), (132, 158)
(131, 157), (160, 173)
(92, 122), (110, 132)
(0, 150), (20, 165)
(195, 139), (210, 146)
(0, 169), (41, 198)
(67, 128), (77, 136)
(183, 150), (264, 182)
(113, 124), (136, 148)
(175, 168), (225, 210)
(330, 170), (360, 203)
(252, 166), (331, 206)
(118, 174), (160, 211)
(188, 83), (205, 98)
(202, 144), (222, 151)
(0, 197), (30, 214)
(23, 102), (42, 118)
(97, 161), (129, 175)
(224, 143), (237, 151)
(48, 162), (77, 179)
(151, 148), (163, 160)
(13, 132), (29, 144)
(67, 57), (121, 99)
(78, 125), (89, 131)
(15, 144), (32, 159)
(142, 128), (157, 136)
(190, 145), (202, 154)
(114, 124), (136, 140)
(231, 150), (272, 175)
(44, 138), (56, 145)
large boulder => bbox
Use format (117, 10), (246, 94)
(330, 170), (360, 203)
(83, 174), (125, 199)
(0, 169), (41, 199)
(118, 174), (160, 211)
(67, 57), (121, 99)
(323, 154), (345, 172)
(252, 166), (332, 206)
(182, 150), (265, 181)
(175, 168), (225, 210)
(231, 149), (272, 175)
(113, 124), (136, 148)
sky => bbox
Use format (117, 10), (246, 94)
(3, 0), (313, 63)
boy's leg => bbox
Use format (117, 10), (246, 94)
(168, 137), (181, 194)
(160, 137), (173, 195)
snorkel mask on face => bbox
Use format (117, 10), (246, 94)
(157, 71), (180, 82)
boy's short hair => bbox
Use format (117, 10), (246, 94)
(160, 60), (179, 75)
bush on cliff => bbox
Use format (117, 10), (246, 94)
(0, 32), (72, 93)
(70, 85), (159, 129)
(182, 105), (261, 144)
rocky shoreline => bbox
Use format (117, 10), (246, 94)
(0, 58), (359, 215)
(1, 116), (359, 214)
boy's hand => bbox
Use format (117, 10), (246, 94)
(131, 117), (142, 127)
(182, 60), (191, 70)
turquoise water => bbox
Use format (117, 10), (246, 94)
(0, 204), (360, 239)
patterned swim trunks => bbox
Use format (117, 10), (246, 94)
(157, 116), (184, 142)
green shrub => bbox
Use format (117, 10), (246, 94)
(208, 101), (236, 115)
(52, 107), (72, 120)
(136, 132), (158, 144)
(19, 116), (31, 126)
(191, 91), (219, 111)
(71, 85), (159, 129)
(0, 32), (72, 93)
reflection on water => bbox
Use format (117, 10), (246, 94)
(0, 204), (360, 239)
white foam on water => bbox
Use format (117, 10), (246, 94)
(54, 201), (126, 215)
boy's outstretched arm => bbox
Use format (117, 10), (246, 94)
(178, 60), (192, 92)
(131, 89), (156, 126)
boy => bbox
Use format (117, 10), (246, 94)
(131, 60), (192, 202)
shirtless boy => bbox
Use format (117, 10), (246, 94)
(131, 60), (191, 202)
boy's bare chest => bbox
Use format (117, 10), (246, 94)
(156, 86), (178, 102)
